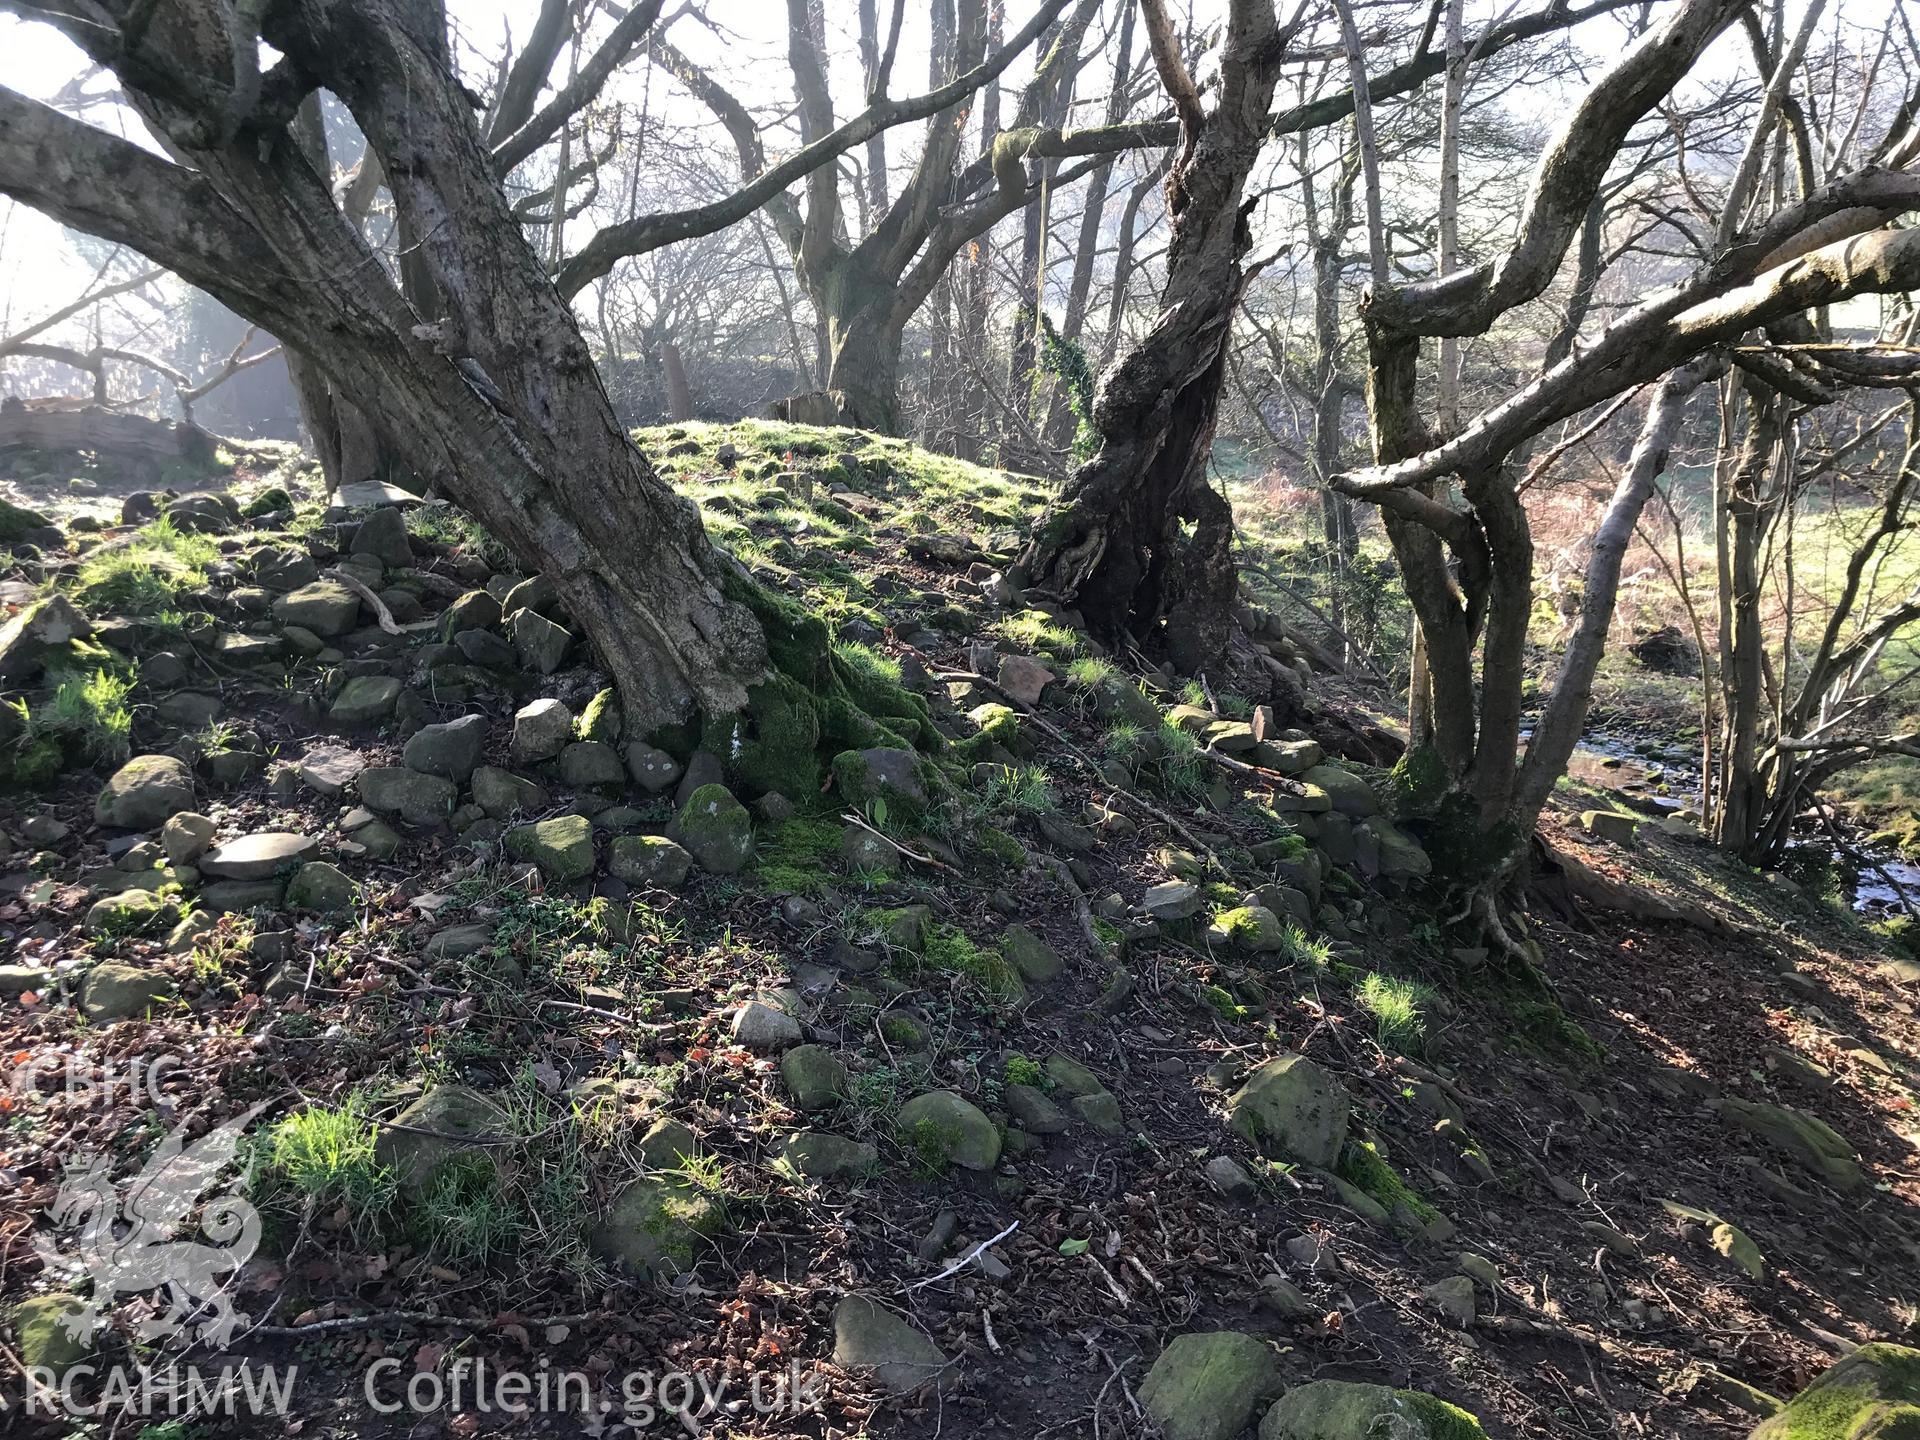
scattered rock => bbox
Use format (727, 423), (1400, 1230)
(287, 861), (356, 912)
(1718, 1097), (1865, 1192)
(557, 740), (627, 789)
(511, 698), (575, 762)
(1143, 880), (1203, 921)
(1752, 1343), (1920, 1440)
(403, 714), (488, 781)
(625, 743), (683, 794)
(95, 754), (195, 829)
(330, 675), (403, 724)
(832, 1295), (952, 1395)
(160, 811), (217, 864)
(669, 784), (754, 874)
(588, 1175), (725, 1277)
(1580, 809), (1639, 845)
(358, 767), (459, 826)
(731, 997), (803, 1052)
(200, 831), (319, 881)
(0, 594), (92, 682)
(273, 580), (362, 637)
(1138, 1331), (1279, 1440)
(895, 1090), (1000, 1170)
(471, 765), (550, 820)
(511, 608), (572, 674)
(504, 814), (596, 882)
(297, 744), (367, 798)
(351, 505), (413, 568)
(1260, 1380), (1490, 1440)
(780, 1044), (848, 1111)
(1229, 1053), (1350, 1167)
(607, 834), (693, 890)
(999, 924), (1062, 982)
(373, 1085), (509, 1186)
(1423, 1274), (1477, 1325)
(81, 962), (176, 1020)
(777, 1130), (877, 1179)
(996, 653), (1054, 705)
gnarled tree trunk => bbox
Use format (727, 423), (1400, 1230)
(1020, 0), (1290, 678)
(0, 0), (767, 732)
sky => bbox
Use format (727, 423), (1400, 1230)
(0, 0), (1888, 350)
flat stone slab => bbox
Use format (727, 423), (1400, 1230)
(199, 831), (320, 881)
(298, 744), (367, 798)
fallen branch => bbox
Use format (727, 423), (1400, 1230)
(323, 565), (436, 634)
(903, 1219), (1020, 1292)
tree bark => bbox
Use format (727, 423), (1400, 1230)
(0, 4), (767, 733)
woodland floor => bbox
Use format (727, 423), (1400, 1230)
(1, 422), (1916, 1440)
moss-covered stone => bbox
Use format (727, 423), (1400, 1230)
(710, 576), (939, 798)
(81, 962), (176, 1021)
(1139, 1331), (1281, 1440)
(1229, 1053), (1350, 1167)
(83, 888), (179, 937)
(576, 687), (622, 743)
(287, 860), (357, 912)
(780, 1044), (849, 1111)
(775, 1130), (877, 1179)
(373, 1085), (509, 1187)
(94, 754), (195, 829)
(1751, 1345), (1920, 1439)
(10, 1294), (93, 1376)
(504, 814), (597, 882)
(1215, 905), (1287, 953)
(588, 1174), (726, 1277)
(607, 834), (693, 890)
(895, 1090), (1000, 1171)
(1719, 1098), (1865, 1192)
(1000, 924), (1062, 982)
(1260, 1380), (1488, 1439)
(668, 784), (753, 874)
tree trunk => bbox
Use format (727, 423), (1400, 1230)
(1020, 0), (1290, 678)
(0, 3), (771, 734)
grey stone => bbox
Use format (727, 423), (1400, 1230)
(625, 744), (683, 794)
(781, 1045), (848, 1111)
(403, 714), (488, 782)
(358, 766), (459, 826)
(200, 831), (320, 880)
(511, 608), (571, 674)
(607, 834), (693, 890)
(287, 861), (356, 912)
(94, 755), (194, 829)
(1229, 1053), (1351, 1167)
(731, 997), (802, 1052)
(351, 506), (412, 568)
(894, 1090), (999, 1170)
(832, 1296), (952, 1395)
(669, 784), (754, 875)
(273, 580), (362, 637)
(297, 743), (367, 798)
(81, 962), (176, 1021)
(511, 698), (574, 762)
(558, 740), (627, 789)
(777, 1130), (877, 1179)
(159, 811), (216, 864)
(330, 675), (403, 724)
(471, 765), (549, 820)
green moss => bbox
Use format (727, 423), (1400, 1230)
(922, 924), (1025, 1002)
(1003, 1054), (1044, 1088)
(714, 575), (938, 798)
(976, 826), (1026, 868)
(1336, 1138), (1439, 1223)
(1758, 1344), (1920, 1440)
(0, 497), (54, 542)
(752, 816), (843, 895)
(1386, 743), (1450, 815)
(1201, 983), (1247, 1021)
(241, 486), (292, 517)
(1506, 996), (1604, 1062)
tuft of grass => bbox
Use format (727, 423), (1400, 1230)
(980, 763), (1057, 815)
(72, 518), (218, 616)
(1065, 656), (1118, 688)
(1355, 971), (1434, 1053)
(6, 664), (134, 769)
(1000, 610), (1085, 657)
(1153, 721), (1209, 801)
(260, 1096), (396, 1235)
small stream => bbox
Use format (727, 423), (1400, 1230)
(1547, 727), (1911, 916)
